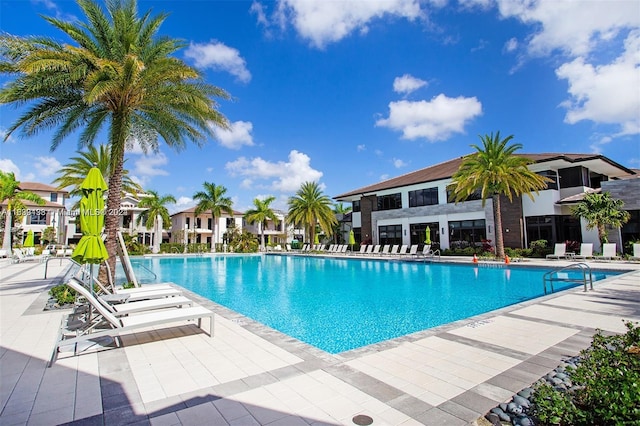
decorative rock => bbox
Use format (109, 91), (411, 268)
(499, 403), (508, 412)
(517, 388), (534, 399)
(507, 402), (523, 415)
(513, 416), (534, 426)
(485, 413), (502, 426)
(555, 372), (568, 379)
(490, 407), (510, 422)
(550, 377), (563, 385)
(513, 395), (530, 409)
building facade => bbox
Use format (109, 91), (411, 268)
(170, 207), (244, 248)
(334, 153), (638, 254)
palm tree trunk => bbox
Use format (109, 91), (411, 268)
(260, 222), (265, 250)
(492, 194), (505, 259)
(212, 215), (217, 252)
(2, 204), (13, 254)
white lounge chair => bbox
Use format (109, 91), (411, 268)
(357, 245), (367, 255)
(573, 243), (594, 260)
(398, 245), (408, 255)
(380, 245), (390, 255)
(371, 245), (381, 255)
(389, 245), (399, 256)
(365, 245), (374, 255)
(631, 244), (640, 261)
(596, 243), (621, 261)
(408, 245), (419, 256)
(546, 243), (567, 260)
(340, 244), (348, 253)
(50, 278), (214, 366)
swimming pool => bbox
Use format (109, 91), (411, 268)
(129, 255), (620, 353)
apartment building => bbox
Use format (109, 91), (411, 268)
(334, 153), (638, 253)
(170, 207), (244, 247)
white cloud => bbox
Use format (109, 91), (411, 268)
(212, 121), (255, 149)
(0, 158), (20, 176)
(175, 196), (193, 207)
(379, 174), (389, 181)
(495, 0), (639, 57)
(393, 158), (407, 168)
(34, 156), (61, 177)
(184, 41), (251, 83)
(131, 152), (169, 187)
(556, 31), (640, 136)
(376, 94), (482, 141)
(357, 144), (366, 151)
(504, 37), (518, 52)
(393, 74), (427, 95)
(225, 150), (323, 193)
(264, 0), (424, 48)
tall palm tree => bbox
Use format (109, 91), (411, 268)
(571, 191), (630, 246)
(449, 132), (550, 258)
(0, 171), (45, 254)
(53, 144), (143, 208)
(0, 0), (229, 275)
(287, 181), (336, 245)
(136, 190), (175, 254)
(244, 196), (279, 250)
(193, 182), (233, 251)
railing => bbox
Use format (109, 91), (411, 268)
(134, 262), (157, 282)
(543, 263), (593, 295)
(171, 247), (181, 254)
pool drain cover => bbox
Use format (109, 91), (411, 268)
(352, 414), (373, 425)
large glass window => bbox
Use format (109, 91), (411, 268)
(50, 193), (58, 203)
(537, 170), (558, 190)
(352, 227), (362, 244)
(29, 211), (47, 225)
(378, 224), (402, 245)
(526, 216), (553, 244)
(409, 223), (439, 245)
(448, 220), (486, 248)
(447, 189), (482, 203)
(409, 188), (439, 207)
(559, 166), (588, 188)
(377, 193), (402, 210)
(352, 200), (361, 212)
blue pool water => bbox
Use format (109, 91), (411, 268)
(129, 255), (620, 353)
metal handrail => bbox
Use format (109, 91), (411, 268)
(543, 262), (593, 295)
(135, 262), (157, 281)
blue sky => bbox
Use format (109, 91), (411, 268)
(1, 0), (639, 213)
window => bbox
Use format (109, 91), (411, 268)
(537, 170), (558, 190)
(447, 189), (482, 203)
(207, 218), (212, 230)
(29, 211), (47, 225)
(409, 188), (439, 207)
(352, 227), (362, 244)
(526, 216), (553, 244)
(377, 193), (402, 210)
(50, 193), (58, 203)
(226, 217), (235, 228)
(378, 224), (402, 245)
(448, 220), (486, 247)
(352, 200), (361, 212)
(186, 217), (190, 227)
(559, 166), (588, 188)
(409, 223), (439, 245)
(196, 218), (202, 228)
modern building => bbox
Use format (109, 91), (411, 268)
(334, 153), (638, 254)
(118, 193), (170, 247)
(170, 207), (245, 248)
(0, 182), (71, 246)
(242, 209), (290, 246)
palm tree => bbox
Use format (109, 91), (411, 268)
(571, 191), (630, 247)
(332, 202), (352, 244)
(193, 182), (233, 251)
(287, 181), (337, 245)
(449, 132), (550, 259)
(136, 190), (175, 254)
(244, 196), (279, 250)
(0, 171), (45, 254)
(0, 0), (229, 275)
(53, 144), (143, 208)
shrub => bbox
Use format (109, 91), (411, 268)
(531, 321), (640, 425)
(49, 283), (76, 305)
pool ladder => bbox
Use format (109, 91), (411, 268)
(543, 263), (593, 295)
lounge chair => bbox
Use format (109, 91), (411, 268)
(371, 245), (381, 255)
(380, 245), (390, 255)
(365, 245), (374, 255)
(340, 244), (348, 254)
(389, 245), (399, 256)
(596, 243), (621, 261)
(546, 243), (567, 260)
(0, 249), (7, 258)
(408, 245), (419, 256)
(573, 243), (594, 260)
(357, 245), (367, 255)
(420, 245), (432, 257)
(398, 245), (408, 255)
(631, 244), (640, 261)
(67, 278), (194, 317)
(50, 278), (214, 366)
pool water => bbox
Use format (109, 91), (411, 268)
(129, 255), (619, 353)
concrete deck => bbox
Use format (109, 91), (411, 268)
(1, 255), (639, 426)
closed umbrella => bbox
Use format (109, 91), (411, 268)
(24, 229), (34, 247)
(348, 230), (355, 251)
(72, 166), (109, 282)
(314, 233), (319, 245)
(425, 227), (431, 245)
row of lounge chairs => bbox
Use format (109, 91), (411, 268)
(50, 268), (214, 367)
(546, 242), (640, 261)
(287, 243), (440, 259)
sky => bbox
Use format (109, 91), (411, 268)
(1, 0), (639, 214)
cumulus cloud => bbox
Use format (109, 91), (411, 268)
(184, 40), (251, 83)
(212, 121), (255, 149)
(34, 156), (61, 177)
(256, 0), (424, 48)
(225, 150), (323, 193)
(357, 144), (366, 151)
(376, 94), (483, 141)
(131, 152), (169, 187)
(393, 158), (408, 168)
(0, 158), (21, 176)
(504, 37), (518, 52)
(556, 30), (640, 136)
(393, 74), (427, 95)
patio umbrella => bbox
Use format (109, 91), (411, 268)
(348, 230), (355, 251)
(425, 227), (431, 245)
(24, 230), (34, 247)
(72, 166), (109, 276)
(314, 233), (319, 245)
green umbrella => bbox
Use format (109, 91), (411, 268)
(348, 230), (356, 251)
(72, 167), (109, 266)
(24, 230), (34, 247)
(314, 233), (320, 245)
(425, 227), (431, 245)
